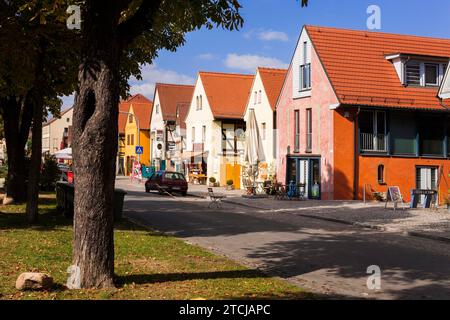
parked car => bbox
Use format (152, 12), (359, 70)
(145, 171), (188, 196)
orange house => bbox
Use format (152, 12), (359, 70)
(277, 26), (450, 204)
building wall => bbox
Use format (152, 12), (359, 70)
(42, 108), (74, 155)
(150, 91), (165, 163)
(185, 76), (216, 179)
(244, 70), (276, 177)
(277, 36), (339, 199)
(359, 156), (450, 203)
(333, 107), (450, 202)
(124, 105), (151, 168)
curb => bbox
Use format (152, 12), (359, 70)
(407, 231), (450, 244)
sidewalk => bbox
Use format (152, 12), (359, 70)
(220, 196), (450, 243)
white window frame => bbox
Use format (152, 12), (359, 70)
(425, 63), (439, 86)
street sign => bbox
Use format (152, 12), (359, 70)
(135, 146), (144, 155)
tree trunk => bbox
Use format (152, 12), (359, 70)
(71, 3), (120, 289)
(1, 97), (32, 204)
(26, 96), (43, 224)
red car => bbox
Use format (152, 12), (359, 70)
(145, 171), (188, 196)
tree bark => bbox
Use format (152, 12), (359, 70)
(1, 97), (32, 204)
(26, 38), (47, 224)
(71, 2), (121, 289)
(25, 96), (43, 224)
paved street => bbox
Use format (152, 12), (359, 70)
(116, 177), (450, 300)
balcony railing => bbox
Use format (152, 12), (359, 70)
(360, 133), (388, 152)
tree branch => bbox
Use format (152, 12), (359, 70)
(117, 0), (163, 47)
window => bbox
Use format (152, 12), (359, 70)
(130, 134), (134, 145)
(127, 135), (130, 145)
(129, 115), (133, 123)
(196, 96), (199, 110)
(425, 64), (439, 86)
(258, 90), (262, 104)
(377, 165), (385, 184)
(202, 125), (206, 142)
(66, 118), (70, 123)
(199, 95), (203, 110)
(156, 104), (160, 114)
(254, 91), (257, 105)
(419, 115), (444, 156)
(294, 110), (300, 152)
(359, 110), (387, 152)
(390, 112), (416, 155)
(191, 127), (195, 143)
(405, 62), (421, 86)
(300, 64), (311, 91)
(261, 123), (266, 140)
(306, 109), (312, 152)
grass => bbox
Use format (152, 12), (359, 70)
(0, 193), (311, 300)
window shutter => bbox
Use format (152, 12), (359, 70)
(406, 62), (421, 85)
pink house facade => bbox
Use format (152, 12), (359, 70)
(277, 26), (339, 200)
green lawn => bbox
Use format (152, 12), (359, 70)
(0, 194), (311, 300)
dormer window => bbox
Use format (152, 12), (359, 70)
(425, 64), (439, 86)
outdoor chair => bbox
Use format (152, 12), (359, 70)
(208, 188), (226, 208)
(274, 184), (287, 200)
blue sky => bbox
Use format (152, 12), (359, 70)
(62, 0), (450, 107)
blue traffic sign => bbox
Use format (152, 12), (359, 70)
(135, 146), (144, 155)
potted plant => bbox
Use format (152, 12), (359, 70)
(208, 177), (216, 187)
(444, 196), (450, 212)
(226, 179), (234, 190)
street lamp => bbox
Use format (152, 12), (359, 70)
(119, 111), (141, 163)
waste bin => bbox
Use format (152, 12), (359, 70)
(56, 182), (127, 222)
(113, 189), (127, 221)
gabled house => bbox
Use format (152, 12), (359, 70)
(149, 83), (195, 172)
(243, 67), (287, 181)
(184, 71), (254, 188)
(42, 107), (74, 155)
(277, 25), (450, 203)
(117, 94), (152, 175)
(123, 97), (153, 175)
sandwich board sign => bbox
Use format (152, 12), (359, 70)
(385, 186), (405, 211)
(438, 60), (450, 99)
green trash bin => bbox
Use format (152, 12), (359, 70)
(55, 182), (127, 222)
(113, 189), (127, 221)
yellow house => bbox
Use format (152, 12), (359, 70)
(124, 100), (153, 175)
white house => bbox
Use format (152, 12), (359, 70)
(42, 107), (74, 155)
(150, 83), (195, 172)
(243, 67), (287, 181)
(184, 71), (254, 188)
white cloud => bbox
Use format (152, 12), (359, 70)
(258, 30), (289, 42)
(224, 54), (289, 72)
(129, 65), (196, 98)
(197, 53), (217, 60)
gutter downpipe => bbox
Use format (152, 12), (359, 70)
(354, 107), (361, 201)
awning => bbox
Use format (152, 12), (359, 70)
(54, 147), (72, 160)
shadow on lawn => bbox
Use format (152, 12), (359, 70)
(116, 269), (268, 286)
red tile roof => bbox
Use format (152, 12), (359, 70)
(258, 67), (288, 111)
(306, 25), (450, 111)
(131, 101), (153, 130)
(200, 71), (254, 119)
(154, 83), (195, 122)
(119, 94), (152, 134)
